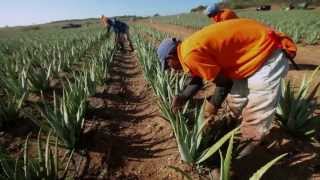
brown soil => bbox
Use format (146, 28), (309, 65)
(80, 48), (189, 179)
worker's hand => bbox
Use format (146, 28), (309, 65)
(172, 95), (187, 113)
(204, 100), (218, 118)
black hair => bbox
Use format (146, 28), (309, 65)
(168, 38), (180, 55)
(172, 37), (181, 44)
(107, 19), (113, 25)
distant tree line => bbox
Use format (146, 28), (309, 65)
(190, 5), (207, 13)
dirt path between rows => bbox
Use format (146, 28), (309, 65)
(83, 46), (190, 179)
(105, 50), (178, 179)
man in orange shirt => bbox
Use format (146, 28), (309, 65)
(205, 3), (238, 23)
(157, 19), (297, 158)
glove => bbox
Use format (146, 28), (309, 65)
(200, 99), (220, 135)
(172, 95), (188, 113)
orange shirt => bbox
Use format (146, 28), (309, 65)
(212, 9), (238, 23)
(177, 19), (296, 81)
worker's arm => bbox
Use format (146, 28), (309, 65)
(107, 25), (111, 34)
(172, 76), (203, 112)
(172, 53), (221, 112)
(209, 74), (233, 108)
(172, 74), (233, 113)
(106, 19), (114, 34)
(181, 76), (203, 99)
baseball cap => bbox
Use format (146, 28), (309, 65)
(205, 4), (220, 17)
(157, 38), (179, 71)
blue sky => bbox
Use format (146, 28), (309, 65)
(0, 0), (218, 27)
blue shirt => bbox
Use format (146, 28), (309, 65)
(107, 19), (128, 33)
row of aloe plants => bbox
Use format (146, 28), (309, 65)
(0, 27), (116, 178)
(0, 28), (112, 128)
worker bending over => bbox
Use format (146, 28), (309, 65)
(157, 19), (297, 158)
(101, 15), (134, 51)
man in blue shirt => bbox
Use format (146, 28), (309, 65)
(101, 16), (134, 52)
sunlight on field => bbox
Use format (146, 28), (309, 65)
(0, 4), (319, 179)
(152, 10), (320, 45)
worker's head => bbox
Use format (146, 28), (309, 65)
(107, 18), (113, 25)
(100, 15), (109, 27)
(100, 15), (114, 27)
(157, 38), (182, 71)
(205, 3), (220, 17)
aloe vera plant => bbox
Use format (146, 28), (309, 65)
(87, 42), (115, 86)
(219, 135), (287, 180)
(0, 131), (73, 180)
(168, 134), (286, 180)
(39, 89), (86, 149)
(0, 61), (27, 127)
(219, 133), (234, 180)
(79, 70), (97, 97)
(22, 63), (52, 93)
(276, 66), (320, 136)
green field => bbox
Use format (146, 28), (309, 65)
(0, 7), (320, 179)
(152, 10), (320, 44)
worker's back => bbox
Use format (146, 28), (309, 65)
(178, 19), (279, 80)
(110, 19), (128, 33)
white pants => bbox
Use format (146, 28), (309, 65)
(226, 49), (289, 141)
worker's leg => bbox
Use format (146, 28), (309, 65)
(223, 79), (250, 159)
(225, 79), (249, 119)
(202, 76), (245, 134)
(236, 49), (288, 159)
(241, 49), (289, 142)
